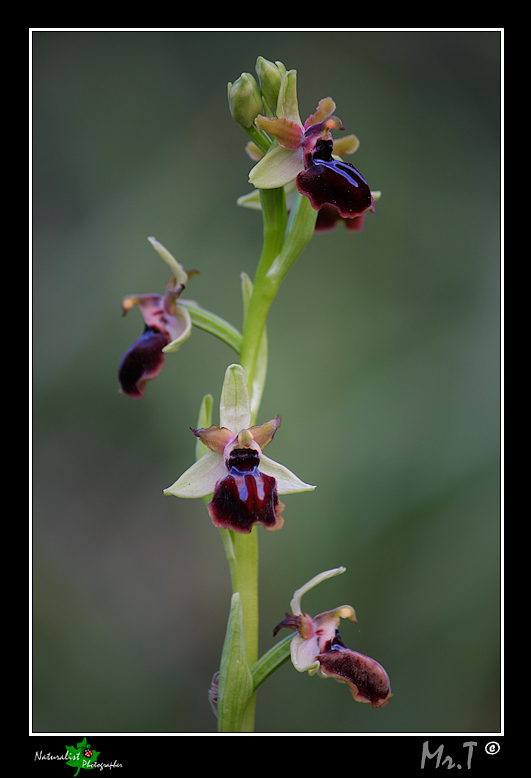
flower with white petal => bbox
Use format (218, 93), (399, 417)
(164, 364), (315, 533)
(274, 567), (392, 708)
(118, 238), (194, 399)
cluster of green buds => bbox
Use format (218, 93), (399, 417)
(228, 56), (378, 232)
(228, 57), (285, 129)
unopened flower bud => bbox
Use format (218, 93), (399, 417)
(255, 56), (284, 112)
(227, 73), (262, 128)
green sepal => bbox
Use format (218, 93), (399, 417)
(217, 592), (254, 732)
(276, 69), (301, 125)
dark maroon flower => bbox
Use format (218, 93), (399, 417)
(315, 206), (368, 232)
(207, 444), (285, 533)
(118, 280), (191, 399)
(164, 364), (315, 533)
(249, 97), (376, 229)
(119, 326), (173, 399)
(297, 138), (375, 220)
(273, 568), (392, 708)
(317, 642), (392, 708)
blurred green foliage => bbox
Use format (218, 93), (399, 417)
(32, 30), (501, 734)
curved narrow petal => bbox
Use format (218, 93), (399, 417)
(164, 451), (226, 498)
(303, 97), (337, 129)
(289, 567), (346, 615)
(147, 237), (189, 286)
(259, 454), (316, 494)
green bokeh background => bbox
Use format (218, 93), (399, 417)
(32, 30), (501, 734)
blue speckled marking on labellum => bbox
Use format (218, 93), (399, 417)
(297, 139), (375, 220)
(248, 90), (376, 228)
(207, 446), (284, 533)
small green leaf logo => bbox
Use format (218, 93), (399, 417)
(65, 737), (100, 776)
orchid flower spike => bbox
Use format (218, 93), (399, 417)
(274, 567), (392, 708)
(118, 238), (195, 399)
(164, 364), (315, 533)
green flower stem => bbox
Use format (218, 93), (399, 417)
(243, 123), (272, 156)
(266, 190), (318, 288)
(239, 187), (286, 395)
(218, 187), (316, 733)
(218, 528), (259, 732)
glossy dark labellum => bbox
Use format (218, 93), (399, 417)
(297, 139), (374, 219)
(207, 449), (284, 533)
(118, 325), (169, 399)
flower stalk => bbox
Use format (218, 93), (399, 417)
(118, 55), (386, 733)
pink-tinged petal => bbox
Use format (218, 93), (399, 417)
(311, 606), (357, 653)
(122, 294), (168, 332)
(162, 304), (192, 351)
(297, 139), (374, 219)
(303, 97), (337, 130)
(272, 613), (303, 637)
(192, 425), (236, 456)
(119, 283), (190, 399)
(255, 115), (303, 149)
(273, 612), (314, 641)
(317, 647), (392, 708)
(118, 327), (170, 399)
(248, 414), (281, 449)
(207, 448), (285, 533)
